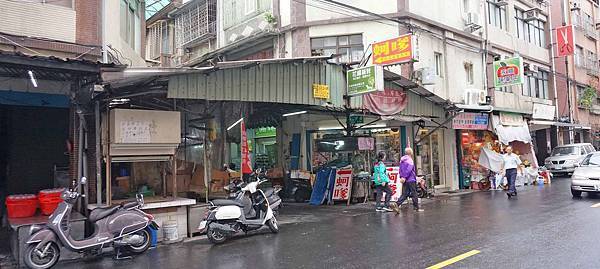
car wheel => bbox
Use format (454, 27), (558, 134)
(571, 189), (582, 198)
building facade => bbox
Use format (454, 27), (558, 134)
(551, 0), (600, 148)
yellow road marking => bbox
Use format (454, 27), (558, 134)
(591, 203), (600, 208)
(426, 250), (481, 269)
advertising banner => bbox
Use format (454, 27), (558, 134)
(372, 34), (416, 65)
(493, 57), (524, 87)
(347, 65), (384, 96)
(556, 25), (575, 57)
(452, 113), (489, 130)
(240, 121), (253, 174)
(383, 167), (403, 201)
(332, 166), (353, 201)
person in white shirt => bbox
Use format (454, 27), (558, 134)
(501, 146), (522, 198)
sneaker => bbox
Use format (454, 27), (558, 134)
(375, 207), (384, 212)
(382, 207), (394, 212)
(389, 203), (400, 214)
(415, 208), (424, 212)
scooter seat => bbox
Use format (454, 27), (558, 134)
(211, 199), (244, 207)
(89, 206), (120, 222)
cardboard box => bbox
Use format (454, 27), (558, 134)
(167, 174), (191, 194)
(115, 176), (130, 191)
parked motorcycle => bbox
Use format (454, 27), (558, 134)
(199, 179), (279, 244)
(224, 172), (282, 215)
(24, 177), (159, 269)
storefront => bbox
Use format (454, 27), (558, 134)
(452, 112), (495, 189)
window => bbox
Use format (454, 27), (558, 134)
(245, 0), (256, 15)
(488, 3), (507, 30)
(463, 0), (470, 12)
(464, 62), (474, 85)
(577, 85), (586, 107)
(434, 52), (443, 77)
(515, 9), (546, 47)
(174, 0), (217, 48)
(311, 34), (364, 64)
(120, 0), (141, 51)
(575, 46), (585, 67)
(523, 70), (549, 99)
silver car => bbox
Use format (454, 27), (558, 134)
(571, 152), (600, 197)
(544, 143), (596, 175)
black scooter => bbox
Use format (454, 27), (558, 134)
(225, 171), (282, 215)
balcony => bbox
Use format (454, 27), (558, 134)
(173, 0), (217, 49)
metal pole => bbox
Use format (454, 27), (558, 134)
(95, 101), (102, 205)
(548, 3), (561, 148)
(561, 0), (575, 143)
(105, 105), (111, 206)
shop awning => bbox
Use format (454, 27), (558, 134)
(492, 115), (532, 144)
(529, 120), (592, 129)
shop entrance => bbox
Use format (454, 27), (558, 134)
(416, 129), (444, 188)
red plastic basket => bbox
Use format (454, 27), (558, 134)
(39, 188), (64, 199)
(39, 197), (63, 216)
(5, 194), (38, 218)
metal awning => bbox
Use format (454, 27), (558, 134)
(529, 120), (592, 129)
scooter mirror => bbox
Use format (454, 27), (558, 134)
(80, 177), (87, 185)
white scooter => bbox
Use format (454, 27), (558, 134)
(198, 179), (278, 244)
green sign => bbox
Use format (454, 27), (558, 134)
(347, 65), (384, 96)
(349, 115), (364, 125)
(254, 127), (276, 138)
(493, 57), (524, 88)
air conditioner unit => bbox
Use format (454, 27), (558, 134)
(464, 12), (482, 32)
(413, 67), (435, 85)
(478, 89), (489, 105)
(524, 8), (541, 22)
(492, 0), (508, 7)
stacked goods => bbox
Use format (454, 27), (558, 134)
(38, 188), (64, 215)
(5, 194), (38, 218)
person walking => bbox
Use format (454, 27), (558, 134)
(392, 148), (423, 213)
(373, 152), (393, 212)
(501, 146), (522, 198)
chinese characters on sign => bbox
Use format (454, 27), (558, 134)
(384, 167), (402, 201)
(312, 84), (330, 99)
(120, 121), (151, 143)
(556, 25), (574, 57)
(452, 113), (489, 130)
(372, 34), (415, 65)
(332, 166), (353, 201)
(493, 57), (524, 87)
(347, 65), (384, 96)
(240, 121), (253, 174)
(357, 137), (374, 150)
(499, 112), (524, 126)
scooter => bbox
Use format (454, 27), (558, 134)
(225, 173), (282, 215)
(199, 179), (279, 244)
(24, 177), (159, 269)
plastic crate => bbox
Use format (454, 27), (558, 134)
(39, 197), (63, 215)
(5, 194), (38, 218)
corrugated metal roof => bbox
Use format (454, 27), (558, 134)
(168, 60), (350, 107)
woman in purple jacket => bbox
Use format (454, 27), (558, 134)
(393, 148), (424, 212)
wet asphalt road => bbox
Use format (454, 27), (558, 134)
(54, 177), (600, 269)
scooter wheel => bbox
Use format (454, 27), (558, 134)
(267, 218), (279, 233)
(127, 228), (152, 254)
(24, 243), (60, 269)
(207, 226), (228, 244)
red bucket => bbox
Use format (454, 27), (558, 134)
(5, 194), (38, 218)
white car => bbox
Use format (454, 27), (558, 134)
(570, 152), (600, 198)
(545, 143), (596, 175)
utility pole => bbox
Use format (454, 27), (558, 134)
(561, 0), (575, 144)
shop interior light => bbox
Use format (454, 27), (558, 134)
(227, 117), (244, 131)
(318, 124), (386, 131)
(28, 70), (37, 88)
(282, 111), (307, 117)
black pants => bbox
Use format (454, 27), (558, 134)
(506, 168), (517, 195)
(397, 181), (419, 209)
(375, 184), (392, 208)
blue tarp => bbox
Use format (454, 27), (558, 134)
(309, 167), (336, 205)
